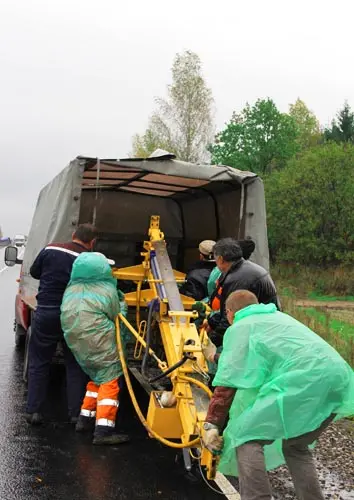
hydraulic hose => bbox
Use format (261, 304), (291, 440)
(141, 298), (159, 379)
(119, 312), (166, 369)
(178, 375), (213, 398)
(148, 354), (190, 383)
(115, 314), (200, 449)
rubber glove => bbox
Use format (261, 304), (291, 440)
(203, 428), (223, 453)
(192, 301), (207, 314)
(202, 336), (217, 362)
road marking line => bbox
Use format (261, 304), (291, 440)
(215, 472), (241, 499)
(0, 266), (8, 274)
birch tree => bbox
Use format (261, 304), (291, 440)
(132, 51), (214, 162)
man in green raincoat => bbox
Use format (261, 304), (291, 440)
(203, 290), (354, 500)
(61, 252), (130, 445)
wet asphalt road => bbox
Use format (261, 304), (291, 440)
(0, 249), (224, 500)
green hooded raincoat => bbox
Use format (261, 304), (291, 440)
(61, 252), (129, 385)
(214, 303), (354, 476)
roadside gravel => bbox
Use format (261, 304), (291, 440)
(270, 420), (354, 499)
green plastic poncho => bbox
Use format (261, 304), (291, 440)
(204, 266), (222, 375)
(61, 252), (129, 385)
(207, 266), (221, 298)
(214, 303), (354, 477)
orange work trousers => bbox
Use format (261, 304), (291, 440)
(80, 378), (120, 432)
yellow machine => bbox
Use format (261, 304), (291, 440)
(113, 215), (219, 480)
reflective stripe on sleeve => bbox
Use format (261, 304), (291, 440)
(97, 399), (118, 407)
(44, 246), (80, 257)
(96, 418), (115, 428)
(86, 391), (98, 398)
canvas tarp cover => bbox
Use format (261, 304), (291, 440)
(21, 160), (84, 301)
(21, 155), (269, 301)
(79, 157), (269, 268)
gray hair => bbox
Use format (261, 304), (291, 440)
(213, 238), (243, 262)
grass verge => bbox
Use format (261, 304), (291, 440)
(281, 296), (354, 367)
(272, 264), (354, 299)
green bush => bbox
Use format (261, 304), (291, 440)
(266, 143), (354, 265)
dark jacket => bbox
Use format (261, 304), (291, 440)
(206, 386), (236, 429)
(179, 260), (215, 301)
(30, 241), (89, 307)
(208, 259), (279, 344)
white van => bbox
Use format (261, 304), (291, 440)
(13, 235), (26, 247)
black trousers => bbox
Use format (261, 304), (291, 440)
(26, 305), (88, 417)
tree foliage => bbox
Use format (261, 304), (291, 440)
(324, 101), (354, 143)
(131, 129), (169, 158)
(266, 143), (354, 265)
(210, 98), (299, 175)
(289, 98), (321, 149)
(132, 51), (214, 162)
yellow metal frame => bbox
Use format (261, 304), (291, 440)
(113, 215), (218, 479)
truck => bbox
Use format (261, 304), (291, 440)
(4, 150), (269, 483)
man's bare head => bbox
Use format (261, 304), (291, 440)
(225, 290), (259, 324)
(72, 223), (98, 250)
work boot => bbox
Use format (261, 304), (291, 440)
(92, 433), (130, 446)
(75, 415), (95, 433)
(25, 412), (44, 426)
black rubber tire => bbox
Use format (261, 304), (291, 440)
(23, 326), (32, 384)
(15, 322), (26, 349)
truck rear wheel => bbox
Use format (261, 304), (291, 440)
(15, 322), (26, 349)
(23, 326), (32, 384)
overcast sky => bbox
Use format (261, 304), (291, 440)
(0, 0), (352, 235)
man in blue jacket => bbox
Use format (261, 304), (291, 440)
(26, 223), (98, 425)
